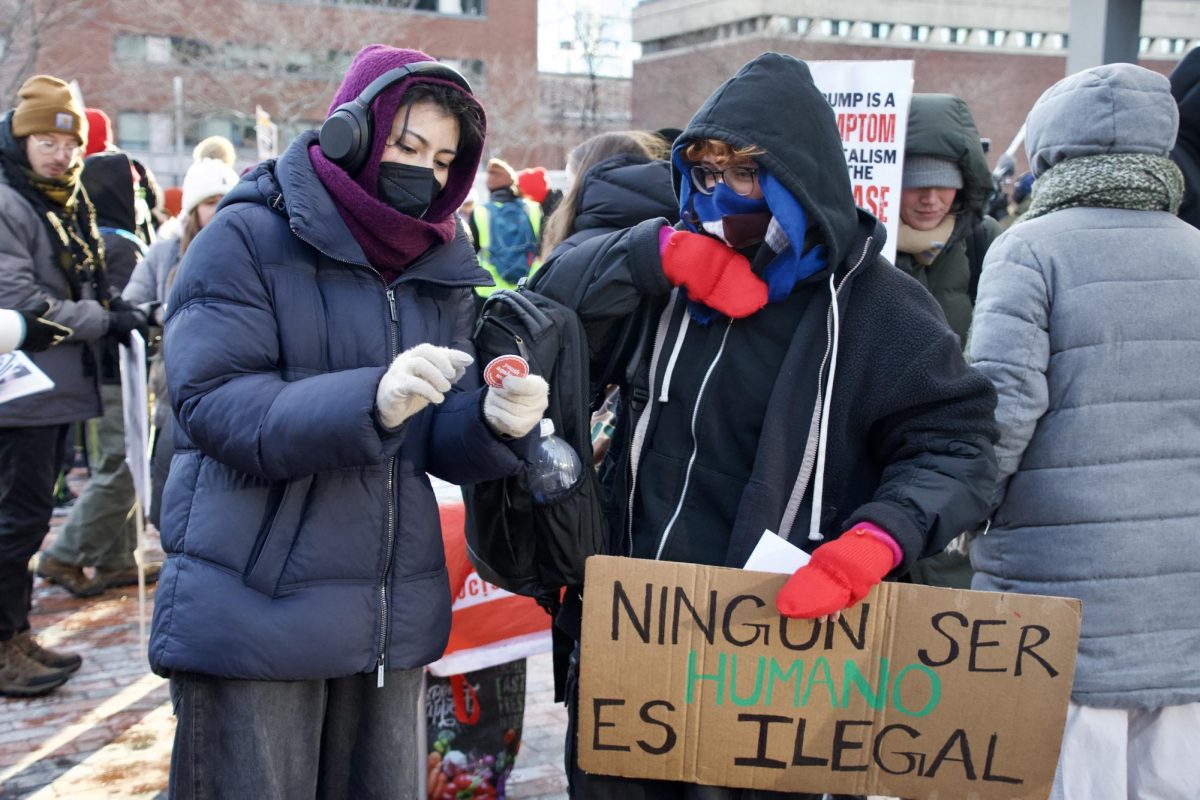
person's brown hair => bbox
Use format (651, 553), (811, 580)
(540, 130), (669, 260)
(682, 139), (765, 166)
(177, 207), (203, 258)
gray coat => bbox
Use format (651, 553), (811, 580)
(969, 64), (1200, 709)
(123, 236), (180, 430)
(0, 169), (107, 426)
(123, 235), (180, 309)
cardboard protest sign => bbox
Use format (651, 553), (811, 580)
(119, 331), (150, 515)
(809, 61), (914, 264)
(578, 556), (1081, 799)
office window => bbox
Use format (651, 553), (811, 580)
(941, 27), (968, 44)
(117, 112), (150, 150)
(115, 34), (145, 61)
(905, 24), (931, 43)
(870, 22), (892, 40)
(822, 19), (850, 37)
(1023, 31), (1044, 48)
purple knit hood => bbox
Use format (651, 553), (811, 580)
(309, 45), (486, 275)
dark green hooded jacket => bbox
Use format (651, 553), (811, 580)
(897, 94), (999, 345)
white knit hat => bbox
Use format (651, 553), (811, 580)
(181, 158), (239, 218)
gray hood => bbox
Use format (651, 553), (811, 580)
(1026, 63), (1179, 177)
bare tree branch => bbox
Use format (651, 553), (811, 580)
(0, 0), (99, 101)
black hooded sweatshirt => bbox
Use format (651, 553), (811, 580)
(82, 151), (145, 382)
(543, 153), (679, 269)
(532, 52), (998, 582)
(1170, 47), (1200, 229)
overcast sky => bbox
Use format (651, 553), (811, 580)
(537, 0), (641, 77)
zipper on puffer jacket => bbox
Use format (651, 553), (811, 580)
(377, 287), (400, 688)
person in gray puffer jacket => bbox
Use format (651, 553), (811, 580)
(969, 63), (1200, 800)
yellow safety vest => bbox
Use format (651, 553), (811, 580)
(473, 198), (543, 297)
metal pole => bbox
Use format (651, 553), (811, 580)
(1067, 0), (1143, 74)
(173, 76), (185, 181)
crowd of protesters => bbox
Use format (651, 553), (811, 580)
(0, 40), (1197, 800)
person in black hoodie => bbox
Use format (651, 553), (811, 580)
(36, 151), (156, 598)
(530, 52), (999, 799)
(1170, 47), (1200, 229)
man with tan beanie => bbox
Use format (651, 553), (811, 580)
(470, 156), (542, 296)
(0, 74), (147, 696)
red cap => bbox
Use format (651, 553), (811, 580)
(516, 167), (549, 204)
(84, 108), (113, 156)
(162, 186), (183, 218)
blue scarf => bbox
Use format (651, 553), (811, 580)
(673, 147), (827, 323)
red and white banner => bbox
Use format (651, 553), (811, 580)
(428, 482), (552, 677)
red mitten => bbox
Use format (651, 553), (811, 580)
(660, 229), (768, 319)
(776, 526), (898, 618)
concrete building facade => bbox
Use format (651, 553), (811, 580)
(630, 0), (1199, 172)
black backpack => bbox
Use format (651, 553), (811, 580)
(462, 287), (606, 604)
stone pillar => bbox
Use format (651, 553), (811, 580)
(1067, 0), (1143, 74)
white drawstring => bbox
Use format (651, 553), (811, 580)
(808, 273), (842, 542)
(658, 315), (689, 403)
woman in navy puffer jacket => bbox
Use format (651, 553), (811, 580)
(151, 45), (548, 798)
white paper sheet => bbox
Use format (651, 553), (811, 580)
(743, 529), (811, 575)
(0, 351), (54, 404)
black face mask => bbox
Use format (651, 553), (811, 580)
(377, 162), (439, 219)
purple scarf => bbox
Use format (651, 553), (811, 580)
(307, 44), (485, 283)
(309, 143), (454, 282)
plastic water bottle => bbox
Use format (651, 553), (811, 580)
(526, 419), (583, 503)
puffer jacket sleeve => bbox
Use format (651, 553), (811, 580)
(0, 199), (108, 340)
(165, 211), (400, 481)
(426, 288), (528, 484)
(967, 231), (1051, 498)
(530, 217), (670, 388)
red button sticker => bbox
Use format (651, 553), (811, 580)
(483, 355), (529, 388)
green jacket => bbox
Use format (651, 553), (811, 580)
(897, 94), (997, 346)
(896, 215), (1000, 344)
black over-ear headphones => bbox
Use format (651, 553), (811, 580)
(319, 61), (473, 175)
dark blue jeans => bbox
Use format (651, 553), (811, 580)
(169, 667), (423, 799)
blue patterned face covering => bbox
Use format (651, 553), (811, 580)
(689, 184), (771, 248)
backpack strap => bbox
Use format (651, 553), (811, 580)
(98, 226), (148, 256)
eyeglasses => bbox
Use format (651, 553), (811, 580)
(30, 136), (82, 159)
(689, 164), (759, 197)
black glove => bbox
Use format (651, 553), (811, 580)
(17, 302), (73, 352)
(107, 298), (150, 348)
(137, 301), (164, 327)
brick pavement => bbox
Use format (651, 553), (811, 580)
(0, 472), (569, 799)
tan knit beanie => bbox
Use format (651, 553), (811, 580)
(12, 75), (86, 143)
(486, 158), (517, 191)
(192, 135), (237, 167)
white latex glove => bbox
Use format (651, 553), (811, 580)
(376, 344), (474, 430)
(483, 374), (549, 439)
